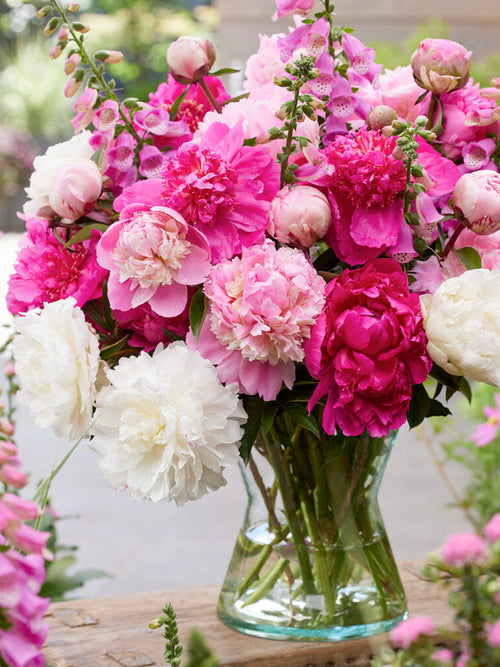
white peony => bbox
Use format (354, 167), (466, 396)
(89, 342), (247, 505)
(12, 298), (101, 441)
(420, 268), (500, 385)
(23, 131), (95, 219)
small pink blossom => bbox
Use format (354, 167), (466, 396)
(441, 532), (487, 566)
(191, 240), (325, 401)
(97, 180), (211, 317)
(471, 393), (500, 447)
(485, 513), (500, 542)
(432, 648), (454, 664)
(462, 138), (497, 172)
(305, 259), (432, 437)
(391, 616), (435, 649)
(93, 99), (120, 134)
(139, 145), (164, 178)
(342, 32), (382, 86)
(64, 52), (81, 75)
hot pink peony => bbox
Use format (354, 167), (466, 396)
(304, 259), (432, 437)
(97, 179), (211, 318)
(190, 240), (325, 401)
(6, 217), (107, 315)
(485, 513), (500, 542)
(161, 121), (280, 262)
(441, 532), (487, 566)
(113, 300), (191, 352)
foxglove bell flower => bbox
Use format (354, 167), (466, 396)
(90, 343), (246, 505)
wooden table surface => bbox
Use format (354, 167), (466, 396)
(44, 561), (453, 667)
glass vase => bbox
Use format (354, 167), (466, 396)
(217, 417), (407, 641)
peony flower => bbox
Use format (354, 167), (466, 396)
(420, 269), (500, 386)
(113, 301), (191, 352)
(268, 185), (332, 247)
(410, 38), (471, 94)
(6, 217), (107, 316)
(305, 259), (432, 437)
(390, 616), (435, 649)
(452, 169), (500, 235)
(97, 179), (211, 318)
(191, 240), (325, 401)
(161, 121), (280, 262)
(166, 36), (216, 85)
(485, 513), (500, 542)
(23, 130), (96, 218)
(12, 298), (101, 441)
(441, 532), (487, 566)
(48, 158), (102, 221)
(243, 33), (286, 91)
(89, 343), (246, 505)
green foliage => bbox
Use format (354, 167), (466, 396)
(185, 629), (220, 667)
(149, 603), (184, 666)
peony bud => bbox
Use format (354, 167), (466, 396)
(452, 170), (500, 235)
(166, 36), (216, 85)
(49, 159), (103, 221)
(268, 185), (332, 248)
(410, 38), (471, 94)
(366, 105), (398, 131)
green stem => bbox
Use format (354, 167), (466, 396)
(425, 92), (440, 131)
(279, 85), (301, 188)
(242, 557), (290, 607)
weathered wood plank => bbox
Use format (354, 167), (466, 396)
(44, 561), (454, 667)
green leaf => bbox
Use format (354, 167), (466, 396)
(407, 383), (431, 428)
(239, 395), (264, 464)
(283, 403), (319, 437)
(262, 402), (277, 432)
(209, 67), (240, 76)
(161, 327), (184, 342)
(63, 223), (109, 249)
(243, 137), (257, 147)
(453, 246), (482, 270)
(169, 86), (190, 121)
(415, 89), (429, 105)
(189, 289), (207, 342)
(100, 335), (129, 361)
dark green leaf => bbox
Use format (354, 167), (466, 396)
(283, 403), (319, 437)
(407, 383), (431, 428)
(243, 137), (257, 147)
(161, 327), (184, 342)
(100, 335), (129, 361)
(209, 67), (240, 76)
(239, 395), (263, 464)
(189, 289), (207, 342)
(453, 247), (482, 270)
(262, 401), (277, 432)
(415, 90), (429, 105)
(169, 86), (190, 121)
(63, 223), (109, 249)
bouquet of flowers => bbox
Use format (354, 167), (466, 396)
(6, 0), (500, 645)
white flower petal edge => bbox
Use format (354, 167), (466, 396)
(421, 268), (500, 386)
(89, 342), (247, 506)
(12, 297), (101, 441)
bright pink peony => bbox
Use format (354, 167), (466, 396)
(161, 122), (280, 262)
(441, 532), (487, 566)
(113, 301), (191, 352)
(97, 179), (211, 318)
(190, 240), (325, 401)
(391, 616), (435, 649)
(304, 259), (432, 437)
(6, 217), (107, 315)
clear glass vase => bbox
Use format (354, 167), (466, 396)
(217, 419), (407, 641)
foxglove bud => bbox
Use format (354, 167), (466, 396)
(452, 170), (500, 235)
(94, 50), (124, 64)
(410, 38), (471, 94)
(166, 36), (216, 85)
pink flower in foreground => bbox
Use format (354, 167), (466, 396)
(390, 615), (435, 649)
(485, 513), (500, 542)
(48, 158), (102, 221)
(162, 122), (279, 262)
(432, 648), (454, 664)
(487, 619), (500, 648)
(6, 217), (107, 315)
(471, 393), (500, 447)
(191, 240), (325, 401)
(304, 259), (432, 437)
(97, 179), (211, 318)
(441, 532), (487, 566)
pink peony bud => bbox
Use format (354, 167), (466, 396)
(366, 105), (398, 131)
(441, 532), (487, 566)
(410, 38), (471, 94)
(0, 419), (15, 437)
(452, 169), (500, 235)
(0, 464), (27, 490)
(268, 185), (332, 247)
(166, 36), (216, 85)
(391, 616), (435, 649)
(49, 159), (103, 221)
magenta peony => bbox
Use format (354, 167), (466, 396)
(304, 259), (431, 437)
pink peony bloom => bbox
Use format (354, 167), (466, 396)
(190, 240), (325, 401)
(113, 301), (191, 352)
(162, 121), (280, 262)
(441, 532), (487, 566)
(97, 180), (211, 318)
(414, 137), (461, 198)
(268, 185), (332, 247)
(6, 217), (107, 315)
(304, 259), (432, 437)
(452, 169), (500, 235)
(390, 615), (435, 649)
(166, 36), (216, 85)
(273, 0), (315, 20)
(471, 393), (500, 447)
(485, 513), (500, 542)
(358, 65), (425, 123)
(243, 33), (286, 91)
(49, 158), (102, 221)
(410, 38), (471, 94)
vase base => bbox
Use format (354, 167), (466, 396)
(217, 608), (408, 642)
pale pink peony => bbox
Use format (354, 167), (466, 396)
(273, 0), (315, 20)
(97, 179), (211, 318)
(391, 616), (435, 649)
(305, 259), (432, 437)
(162, 121), (280, 262)
(243, 33), (286, 91)
(441, 532), (487, 566)
(166, 36), (216, 85)
(410, 38), (471, 94)
(357, 66), (425, 123)
(452, 169), (500, 235)
(190, 240), (325, 401)
(268, 185), (332, 247)
(6, 217), (107, 315)
(49, 158), (102, 221)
